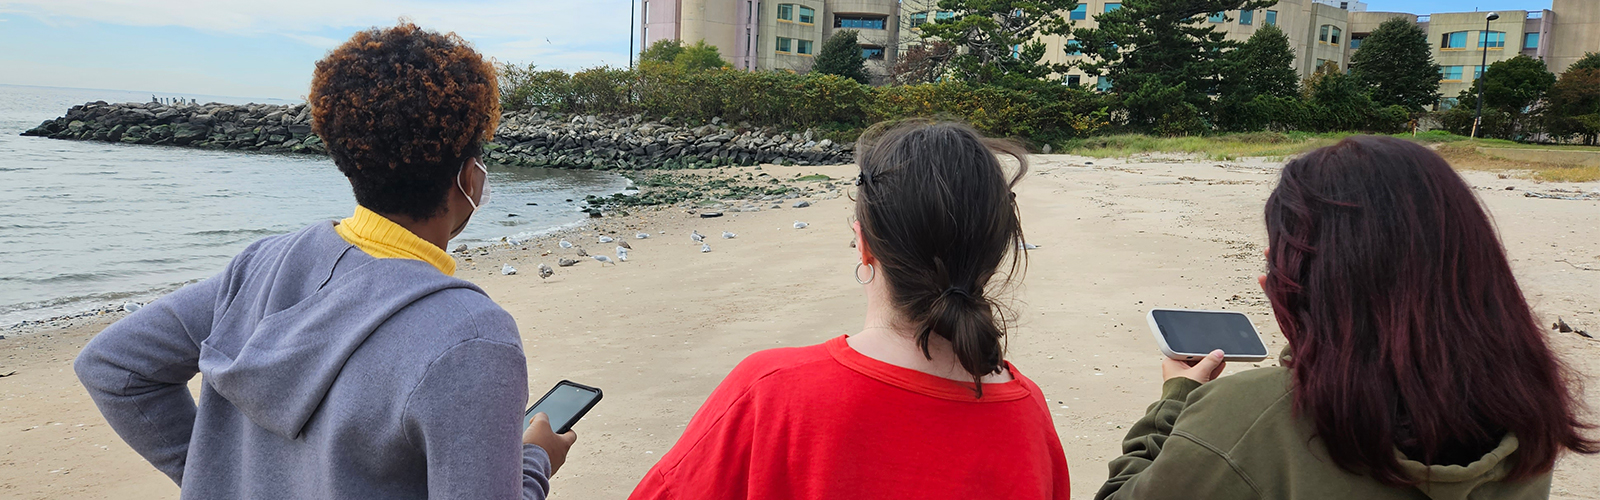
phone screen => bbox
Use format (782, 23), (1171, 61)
(524, 381), (602, 434)
(1151, 310), (1268, 357)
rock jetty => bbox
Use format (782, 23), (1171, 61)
(22, 102), (854, 169)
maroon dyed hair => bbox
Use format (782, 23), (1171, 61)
(1262, 136), (1596, 485)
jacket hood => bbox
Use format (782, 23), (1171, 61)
(1401, 432), (1525, 499)
(196, 223), (478, 439)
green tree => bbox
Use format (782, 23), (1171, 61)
(918, 0), (1077, 86)
(1072, 0), (1278, 131)
(1567, 52), (1600, 72)
(1214, 24), (1299, 131)
(1463, 55), (1557, 113)
(1348, 18), (1441, 111)
(1543, 67), (1600, 145)
(639, 39), (685, 65)
(813, 30), (871, 84)
(673, 40), (731, 72)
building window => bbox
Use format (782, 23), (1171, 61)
(776, 37), (792, 53)
(1441, 31), (1467, 49)
(797, 39), (813, 55)
(778, 4), (793, 21)
(1067, 75), (1082, 87)
(1524, 32), (1540, 49)
(798, 6), (814, 24)
(1472, 65), (1485, 79)
(1350, 36), (1363, 49)
(1441, 65), (1463, 81)
(1479, 31), (1504, 49)
(1209, 12), (1227, 23)
(1331, 27), (1341, 45)
(1097, 77), (1114, 92)
(836, 15), (887, 29)
(910, 11), (928, 27)
(1070, 4), (1087, 20)
(1239, 10), (1253, 25)
(642, 1), (649, 23)
(1316, 58), (1328, 70)
(1065, 40), (1082, 56)
(1105, 3), (1121, 12)
(936, 11), (955, 20)
(861, 46), (885, 60)
(1320, 25), (1330, 42)
(1265, 10), (1277, 26)
(1011, 44), (1021, 58)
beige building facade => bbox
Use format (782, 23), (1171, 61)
(642, 0), (898, 80)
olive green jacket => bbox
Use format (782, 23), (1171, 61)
(1095, 367), (1550, 500)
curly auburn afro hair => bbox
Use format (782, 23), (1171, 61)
(310, 23), (500, 220)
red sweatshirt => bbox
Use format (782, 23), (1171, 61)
(630, 335), (1071, 500)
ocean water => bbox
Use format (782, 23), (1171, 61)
(0, 84), (630, 326)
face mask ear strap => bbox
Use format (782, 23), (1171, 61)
(457, 159), (480, 211)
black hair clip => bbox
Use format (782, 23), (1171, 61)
(857, 170), (873, 187)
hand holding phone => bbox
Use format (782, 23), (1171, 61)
(523, 412), (578, 475)
(1146, 308), (1269, 363)
(521, 381), (600, 476)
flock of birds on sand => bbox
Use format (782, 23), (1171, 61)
(496, 221), (814, 280)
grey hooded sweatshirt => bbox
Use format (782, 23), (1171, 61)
(75, 222), (552, 499)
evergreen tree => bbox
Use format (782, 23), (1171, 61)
(1348, 18), (1441, 111)
(674, 40), (730, 72)
(1214, 24), (1298, 131)
(1072, 0), (1278, 131)
(1567, 52), (1600, 72)
(918, 0), (1077, 86)
(640, 39), (685, 65)
(1543, 66), (1600, 145)
(813, 30), (871, 84)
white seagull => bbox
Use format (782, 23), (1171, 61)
(701, 243), (712, 253)
(592, 255), (616, 266)
(599, 235), (615, 243)
(616, 246), (629, 262)
(793, 221), (809, 229)
(559, 239), (573, 249)
(722, 231), (737, 239)
(636, 232), (651, 239)
(537, 263), (554, 279)
(691, 230), (704, 243)
(501, 264), (517, 275)
(1020, 242), (1041, 250)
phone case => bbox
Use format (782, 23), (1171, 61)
(525, 380), (604, 434)
(1145, 308), (1270, 363)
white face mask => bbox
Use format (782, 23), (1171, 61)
(457, 158), (491, 210)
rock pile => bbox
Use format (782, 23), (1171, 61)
(22, 102), (855, 169)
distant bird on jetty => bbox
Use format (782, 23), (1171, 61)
(636, 232), (650, 239)
(617, 240), (631, 250)
(559, 239), (573, 249)
(592, 255), (616, 266)
(538, 263), (554, 279)
(557, 258), (579, 267)
(616, 246), (629, 262)
(122, 302), (142, 313)
(691, 230), (704, 243)
(793, 221), (809, 229)
(722, 231), (737, 239)
(1019, 242), (1041, 250)
(501, 264), (517, 275)
(701, 243), (712, 253)
(576, 247), (589, 257)
(599, 235), (615, 243)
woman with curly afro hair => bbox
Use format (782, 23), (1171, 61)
(76, 23), (575, 499)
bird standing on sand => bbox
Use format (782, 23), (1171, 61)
(592, 255), (616, 266)
(636, 232), (650, 239)
(723, 231), (737, 239)
(701, 243), (712, 253)
(576, 247), (589, 257)
(691, 230), (704, 243)
(793, 221), (808, 229)
(616, 246), (629, 262)
(501, 264), (517, 275)
(538, 263), (554, 279)
(599, 235), (615, 243)
(558, 258), (579, 267)
(559, 239), (573, 249)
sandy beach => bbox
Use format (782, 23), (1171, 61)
(2, 154), (1597, 499)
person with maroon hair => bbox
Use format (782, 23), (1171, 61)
(1095, 136), (1596, 500)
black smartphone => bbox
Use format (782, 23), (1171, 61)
(1146, 308), (1270, 362)
(524, 380), (603, 434)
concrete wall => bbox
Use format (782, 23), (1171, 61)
(757, 0), (827, 72)
(824, 0), (898, 79)
(641, 0), (681, 50)
(1548, 0), (1600, 74)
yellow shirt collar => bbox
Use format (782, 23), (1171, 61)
(334, 206), (456, 276)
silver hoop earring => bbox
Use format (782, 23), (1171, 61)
(855, 262), (876, 285)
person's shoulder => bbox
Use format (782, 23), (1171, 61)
(720, 341), (836, 389)
(1174, 367), (1296, 450)
(398, 286), (518, 345)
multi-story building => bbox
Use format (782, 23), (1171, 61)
(641, 0), (898, 80)
(647, 0), (1600, 106)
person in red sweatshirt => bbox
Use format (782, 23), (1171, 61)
(629, 120), (1070, 500)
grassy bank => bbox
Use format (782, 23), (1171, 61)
(1058, 131), (1600, 182)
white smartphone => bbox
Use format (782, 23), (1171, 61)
(1146, 308), (1270, 362)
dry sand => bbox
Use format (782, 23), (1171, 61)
(2, 155), (1597, 499)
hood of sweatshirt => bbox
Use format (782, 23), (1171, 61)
(1402, 433), (1529, 500)
(195, 223), (479, 439)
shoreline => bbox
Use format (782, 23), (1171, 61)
(2, 156), (1596, 499)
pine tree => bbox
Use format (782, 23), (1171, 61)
(918, 0), (1077, 86)
(1072, 0), (1278, 131)
(813, 30), (871, 84)
(1349, 18), (1441, 111)
(1543, 65), (1600, 145)
(1214, 24), (1299, 131)
(1567, 52), (1600, 72)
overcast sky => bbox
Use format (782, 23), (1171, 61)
(0, 0), (1553, 101)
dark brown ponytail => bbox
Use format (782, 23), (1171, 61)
(854, 120), (1028, 397)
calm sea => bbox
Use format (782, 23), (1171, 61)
(0, 84), (629, 326)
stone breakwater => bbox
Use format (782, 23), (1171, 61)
(21, 102), (855, 168)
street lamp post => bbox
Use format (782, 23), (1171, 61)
(629, 0), (637, 68)
(1471, 11), (1499, 139)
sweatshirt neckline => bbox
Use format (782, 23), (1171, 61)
(333, 205), (455, 276)
(825, 335), (1030, 402)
